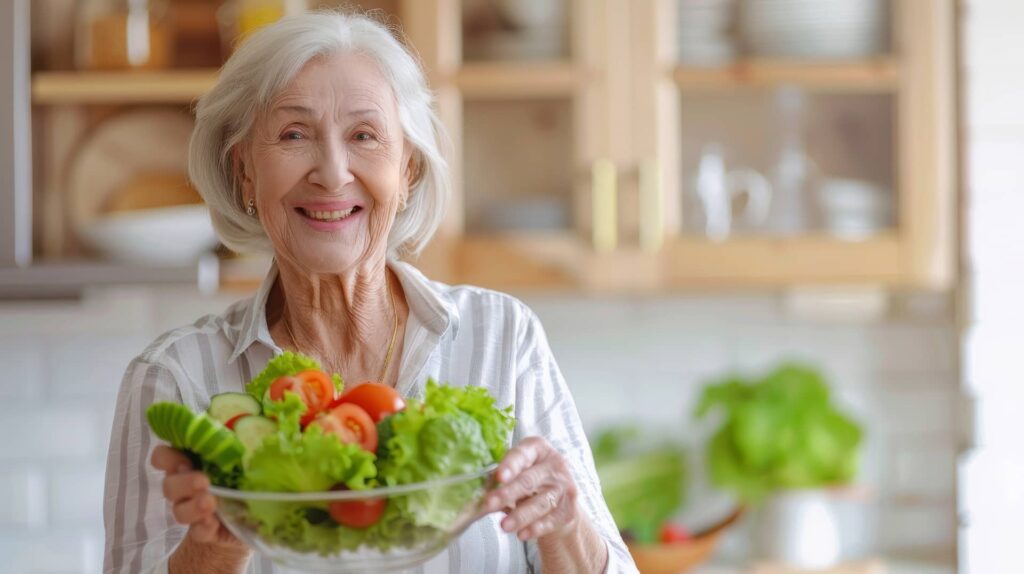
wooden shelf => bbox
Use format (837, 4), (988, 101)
(674, 58), (900, 92)
(205, 233), (925, 294)
(32, 70), (218, 104)
(663, 233), (904, 287)
(32, 63), (586, 105)
(454, 62), (583, 100)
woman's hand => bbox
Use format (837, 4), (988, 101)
(151, 445), (244, 548)
(484, 436), (580, 541)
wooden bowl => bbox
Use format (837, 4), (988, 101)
(627, 508), (743, 574)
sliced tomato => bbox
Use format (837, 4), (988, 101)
(224, 413), (249, 430)
(329, 496), (386, 528)
(269, 371), (337, 427)
(312, 403), (378, 452)
(296, 369), (335, 410)
(329, 382), (406, 423)
(269, 375), (307, 403)
(659, 522), (692, 544)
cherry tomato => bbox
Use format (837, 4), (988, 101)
(659, 522), (692, 544)
(296, 370), (335, 410)
(329, 496), (386, 528)
(224, 413), (248, 430)
(312, 403), (378, 452)
(329, 382), (406, 423)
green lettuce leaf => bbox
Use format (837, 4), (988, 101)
(695, 363), (863, 503)
(261, 391), (307, 437)
(417, 379), (515, 461)
(592, 426), (687, 543)
(242, 424), (376, 493)
(247, 502), (368, 556)
(375, 381), (513, 529)
(246, 351), (329, 401)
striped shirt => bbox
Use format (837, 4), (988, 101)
(103, 260), (638, 574)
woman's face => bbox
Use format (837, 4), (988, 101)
(239, 53), (413, 274)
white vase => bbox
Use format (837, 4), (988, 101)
(756, 489), (842, 569)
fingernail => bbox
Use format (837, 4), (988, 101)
(200, 497), (213, 511)
(502, 517), (517, 531)
(498, 469), (510, 482)
(486, 496), (499, 512)
(194, 476), (207, 489)
(518, 529), (531, 541)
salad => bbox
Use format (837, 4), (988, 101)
(146, 351), (515, 556)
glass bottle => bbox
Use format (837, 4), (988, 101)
(217, 0), (307, 53)
(767, 87), (816, 235)
(76, 0), (173, 70)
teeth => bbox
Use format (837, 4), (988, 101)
(304, 207), (355, 221)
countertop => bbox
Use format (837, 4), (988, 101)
(691, 560), (954, 574)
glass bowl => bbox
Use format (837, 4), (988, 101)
(209, 465), (498, 573)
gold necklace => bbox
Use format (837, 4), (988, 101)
(282, 275), (399, 385)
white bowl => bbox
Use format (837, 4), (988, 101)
(78, 204), (220, 265)
(817, 179), (892, 238)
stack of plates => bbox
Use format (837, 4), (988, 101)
(739, 0), (887, 59)
(678, 0), (737, 66)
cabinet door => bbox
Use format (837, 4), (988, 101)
(407, 0), (633, 291)
(629, 0), (954, 289)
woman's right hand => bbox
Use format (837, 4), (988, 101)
(151, 445), (245, 549)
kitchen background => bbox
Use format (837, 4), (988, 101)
(1, 0), (1017, 573)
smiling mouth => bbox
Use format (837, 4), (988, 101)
(297, 206), (362, 222)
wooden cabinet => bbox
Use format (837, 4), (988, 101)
(408, 0), (956, 291)
(27, 0), (957, 294)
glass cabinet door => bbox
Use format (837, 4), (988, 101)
(628, 0), (953, 288)
(405, 0), (631, 290)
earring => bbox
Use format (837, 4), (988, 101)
(246, 199), (256, 216)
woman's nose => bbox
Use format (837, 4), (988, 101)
(307, 140), (355, 192)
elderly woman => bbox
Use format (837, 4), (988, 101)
(103, 10), (636, 574)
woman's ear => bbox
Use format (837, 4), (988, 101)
(232, 145), (254, 204)
(404, 144), (424, 185)
(401, 152), (423, 210)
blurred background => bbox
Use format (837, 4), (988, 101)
(0, 0), (1018, 572)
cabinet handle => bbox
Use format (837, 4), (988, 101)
(592, 159), (617, 252)
(639, 158), (663, 252)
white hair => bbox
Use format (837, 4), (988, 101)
(188, 10), (450, 258)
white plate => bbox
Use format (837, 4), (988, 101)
(78, 204), (219, 265)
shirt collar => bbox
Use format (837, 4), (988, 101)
(227, 258), (460, 364)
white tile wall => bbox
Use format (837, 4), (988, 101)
(0, 466), (46, 529)
(49, 464), (106, 528)
(0, 283), (958, 570)
(961, 0), (1024, 572)
(0, 334), (45, 402)
(890, 441), (958, 502)
(0, 408), (101, 460)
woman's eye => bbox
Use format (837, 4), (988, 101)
(282, 131), (304, 141)
(354, 132), (374, 142)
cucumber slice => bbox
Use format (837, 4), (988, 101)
(147, 402), (194, 450)
(233, 415), (278, 460)
(146, 402), (244, 470)
(207, 392), (261, 424)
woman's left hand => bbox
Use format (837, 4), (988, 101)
(484, 436), (580, 541)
